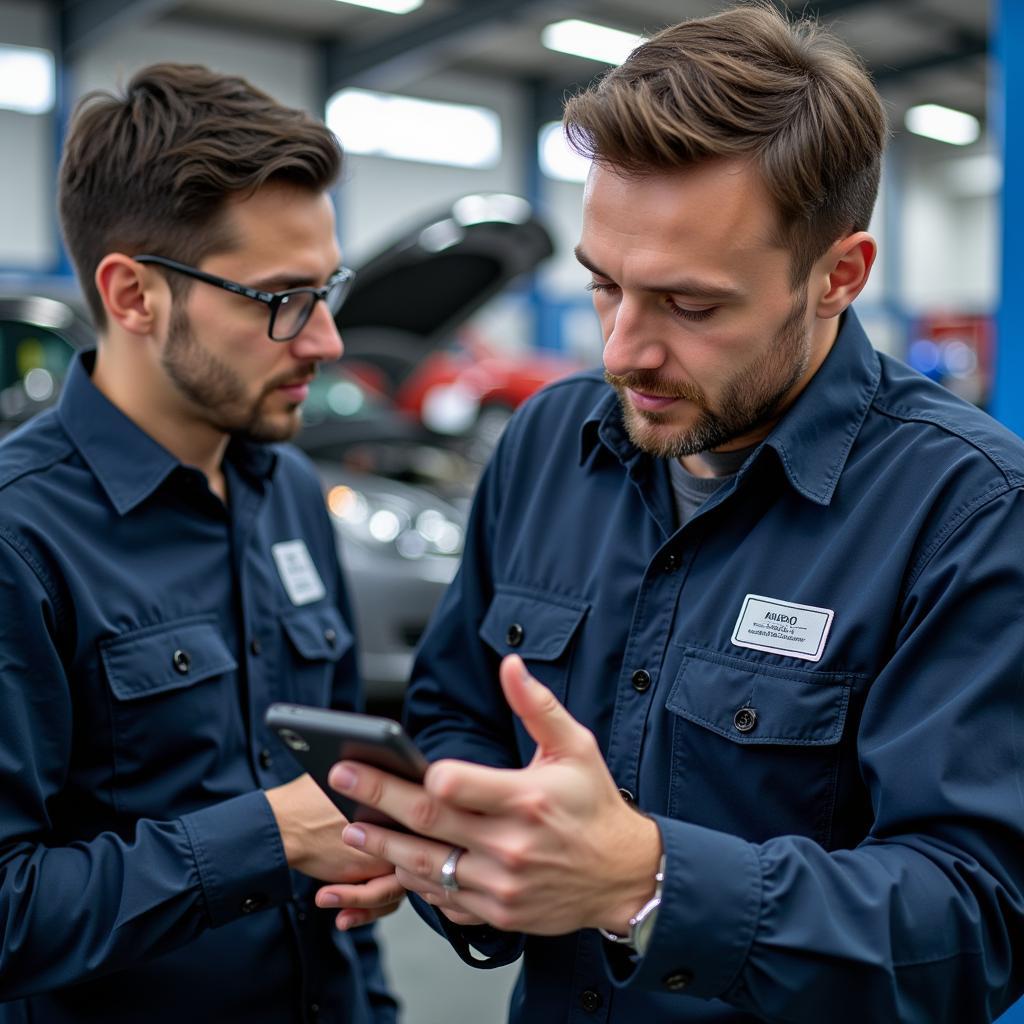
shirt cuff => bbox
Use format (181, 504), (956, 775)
(407, 892), (525, 968)
(180, 790), (293, 929)
(602, 814), (762, 999)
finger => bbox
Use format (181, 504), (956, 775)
(423, 758), (529, 814)
(334, 901), (403, 931)
(499, 654), (588, 758)
(329, 761), (474, 844)
(343, 822), (486, 894)
(316, 873), (406, 910)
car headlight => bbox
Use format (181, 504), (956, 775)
(327, 483), (463, 559)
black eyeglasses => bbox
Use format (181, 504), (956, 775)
(134, 254), (356, 341)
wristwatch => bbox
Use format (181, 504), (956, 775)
(599, 854), (666, 956)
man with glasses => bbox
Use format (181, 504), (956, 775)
(0, 64), (399, 1022)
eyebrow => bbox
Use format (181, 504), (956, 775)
(249, 268), (341, 292)
(574, 246), (744, 302)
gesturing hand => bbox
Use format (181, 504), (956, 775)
(318, 655), (662, 937)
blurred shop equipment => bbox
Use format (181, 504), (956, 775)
(0, 296), (89, 435)
(906, 312), (994, 408)
(335, 192), (563, 455)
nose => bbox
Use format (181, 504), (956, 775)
(601, 292), (665, 378)
(290, 298), (343, 364)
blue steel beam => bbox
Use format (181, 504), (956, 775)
(991, 1), (1024, 435)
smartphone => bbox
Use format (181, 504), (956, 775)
(265, 702), (429, 829)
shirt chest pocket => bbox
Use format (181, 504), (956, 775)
(478, 588), (589, 704)
(280, 604), (353, 707)
(100, 616), (239, 808)
(664, 646), (854, 845)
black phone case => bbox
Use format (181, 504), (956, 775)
(265, 703), (428, 828)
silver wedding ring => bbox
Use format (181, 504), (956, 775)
(440, 846), (464, 893)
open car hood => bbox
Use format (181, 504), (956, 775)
(335, 193), (554, 386)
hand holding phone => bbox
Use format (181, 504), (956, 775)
(265, 703), (428, 829)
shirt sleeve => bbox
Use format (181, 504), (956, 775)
(604, 486), (1024, 1022)
(323, 514), (401, 1016)
(0, 531), (293, 1000)
(403, 436), (530, 968)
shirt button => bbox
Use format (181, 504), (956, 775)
(296, 909), (308, 923)
(580, 989), (603, 1013)
(631, 669), (652, 693)
(662, 969), (693, 991)
(506, 623), (525, 647)
(259, 748), (273, 769)
(309, 1003), (320, 1017)
(172, 649), (191, 674)
(324, 628), (337, 647)
(250, 637), (262, 656)
(618, 787), (635, 805)
(663, 552), (681, 572)
(240, 893), (267, 914)
(733, 706), (758, 733)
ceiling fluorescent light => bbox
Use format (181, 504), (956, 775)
(542, 18), (646, 66)
(326, 88), (501, 169)
(0, 44), (55, 115)
(538, 121), (591, 183)
(905, 103), (980, 146)
(332, 0), (423, 12)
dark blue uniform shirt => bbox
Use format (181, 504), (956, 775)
(405, 311), (1024, 1022)
(0, 353), (396, 1023)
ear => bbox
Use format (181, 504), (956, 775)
(94, 254), (168, 337)
(813, 231), (877, 319)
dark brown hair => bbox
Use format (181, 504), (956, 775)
(58, 63), (343, 327)
(563, 3), (887, 283)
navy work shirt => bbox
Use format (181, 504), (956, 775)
(0, 353), (396, 1023)
(405, 311), (1024, 1022)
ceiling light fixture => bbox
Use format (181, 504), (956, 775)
(0, 44), (55, 115)
(538, 121), (591, 183)
(541, 18), (646, 66)
(332, 0), (423, 13)
(326, 88), (501, 168)
(905, 103), (980, 147)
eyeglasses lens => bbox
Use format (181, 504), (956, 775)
(327, 274), (352, 315)
(271, 291), (316, 341)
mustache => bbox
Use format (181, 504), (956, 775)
(603, 369), (706, 405)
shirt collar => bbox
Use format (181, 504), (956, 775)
(579, 308), (881, 506)
(58, 350), (278, 515)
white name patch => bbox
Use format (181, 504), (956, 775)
(731, 594), (834, 662)
(272, 540), (326, 606)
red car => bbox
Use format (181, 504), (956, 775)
(393, 329), (582, 448)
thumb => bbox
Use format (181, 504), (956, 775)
(500, 654), (583, 758)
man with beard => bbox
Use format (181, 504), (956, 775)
(0, 65), (402, 1022)
(314, 6), (1024, 1023)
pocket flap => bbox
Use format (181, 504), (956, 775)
(666, 647), (850, 746)
(101, 616), (237, 702)
(478, 589), (588, 661)
(281, 605), (352, 662)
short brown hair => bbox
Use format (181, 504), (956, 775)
(58, 63), (343, 327)
(563, 3), (887, 283)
